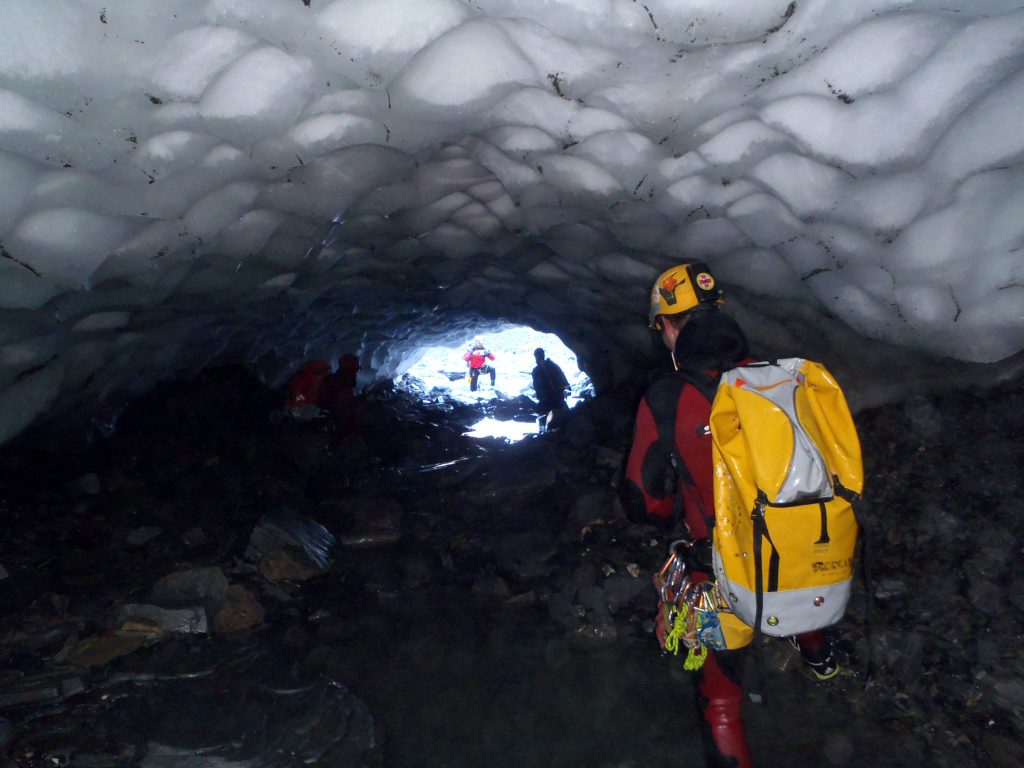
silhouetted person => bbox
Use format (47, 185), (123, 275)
(531, 347), (569, 431)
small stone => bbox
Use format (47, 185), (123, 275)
(569, 622), (618, 649)
(604, 574), (651, 614)
(125, 526), (162, 548)
(150, 567), (228, 608)
(980, 731), (1024, 765)
(568, 487), (617, 527)
(874, 578), (906, 600)
(338, 527), (401, 548)
(73, 473), (102, 495)
(505, 590), (537, 607)
(0, 673), (85, 709)
(213, 585), (264, 633)
(967, 579), (1001, 616)
(117, 604), (208, 634)
(471, 575), (512, 601)
(991, 676), (1024, 712)
(117, 617), (166, 639)
(258, 546), (324, 583)
(67, 635), (146, 668)
(181, 527), (209, 549)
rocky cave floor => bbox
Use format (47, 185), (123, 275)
(0, 368), (1022, 768)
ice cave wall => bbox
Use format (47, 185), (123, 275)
(1, 0), (1023, 444)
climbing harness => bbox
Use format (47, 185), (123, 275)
(654, 540), (731, 670)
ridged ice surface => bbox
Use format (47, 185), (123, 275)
(1, 0), (1023, 442)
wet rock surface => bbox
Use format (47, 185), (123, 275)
(0, 367), (1021, 767)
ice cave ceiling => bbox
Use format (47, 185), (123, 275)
(1, 0), (1023, 443)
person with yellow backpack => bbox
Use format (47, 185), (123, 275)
(622, 262), (863, 768)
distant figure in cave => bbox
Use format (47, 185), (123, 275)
(318, 353), (366, 434)
(463, 338), (496, 391)
(531, 347), (570, 432)
(284, 359), (330, 421)
(621, 262), (840, 768)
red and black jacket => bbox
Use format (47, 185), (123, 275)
(623, 371), (718, 539)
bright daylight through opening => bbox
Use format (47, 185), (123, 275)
(399, 327), (591, 442)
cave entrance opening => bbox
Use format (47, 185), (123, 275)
(399, 325), (590, 442)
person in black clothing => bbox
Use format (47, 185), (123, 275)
(531, 348), (570, 431)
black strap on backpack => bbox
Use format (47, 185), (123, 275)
(748, 491), (773, 704)
(674, 368), (721, 534)
(837, 481), (875, 688)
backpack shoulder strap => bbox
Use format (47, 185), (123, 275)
(648, 371), (719, 532)
(676, 367), (720, 405)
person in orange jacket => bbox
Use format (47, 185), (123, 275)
(463, 338), (496, 391)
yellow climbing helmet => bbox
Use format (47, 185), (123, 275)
(648, 262), (723, 330)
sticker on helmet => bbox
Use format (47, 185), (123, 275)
(696, 272), (715, 291)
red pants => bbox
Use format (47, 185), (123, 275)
(698, 650), (753, 768)
(698, 631), (825, 767)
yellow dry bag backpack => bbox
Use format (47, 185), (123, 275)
(708, 358), (863, 637)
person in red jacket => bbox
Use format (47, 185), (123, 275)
(285, 359), (330, 421)
(463, 338), (496, 391)
(622, 263), (838, 768)
(318, 353), (366, 434)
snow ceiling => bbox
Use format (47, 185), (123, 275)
(1, 0), (1023, 443)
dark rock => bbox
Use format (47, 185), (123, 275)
(604, 574), (651, 614)
(0, 672), (85, 710)
(494, 531), (559, 579)
(568, 486), (618, 527)
(896, 632), (925, 687)
(67, 634), (147, 668)
(246, 509), (335, 570)
(565, 407), (597, 449)
(904, 396), (945, 438)
(874, 578), (906, 600)
(981, 732), (1024, 765)
(23, 620), (78, 652)
(1007, 577), (1024, 611)
(967, 579), (1001, 616)
(471, 575), (512, 601)
(578, 585), (612, 624)
(258, 546), (324, 583)
(333, 494), (403, 548)
(569, 621), (618, 649)
(117, 604), (208, 634)
(150, 567), (229, 610)
(180, 527), (209, 549)
(546, 591), (581, 630)
(125, 526), (162, 547)
(505, 590), (537, 607)
(212, 585), (264, 633)
(72, 473), (102, 495)
(967, 525), (1018, 579)
(990, 676), (1024, 714)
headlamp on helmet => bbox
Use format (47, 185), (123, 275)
(648, 262), (722, 330)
